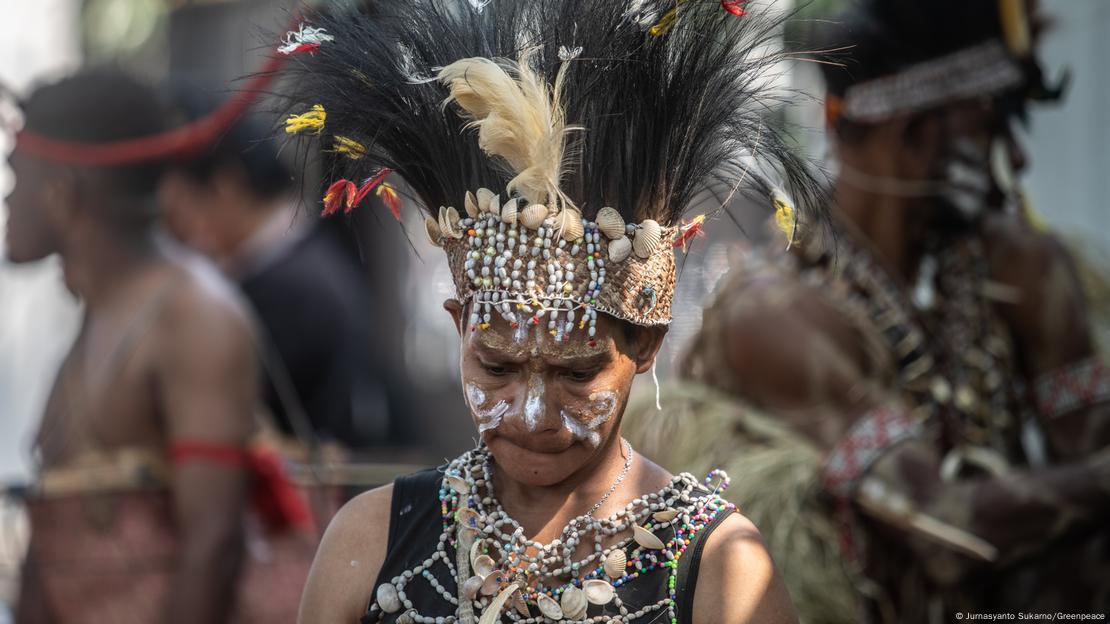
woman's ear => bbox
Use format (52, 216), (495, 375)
(444, 298), (466, 337)
(633, 326), (668, 375)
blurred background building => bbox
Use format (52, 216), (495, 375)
(1, 2), (1108, 611)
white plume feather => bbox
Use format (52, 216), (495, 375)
(438, 52), (579, 208)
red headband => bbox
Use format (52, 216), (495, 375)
(13, 53), (286, 167)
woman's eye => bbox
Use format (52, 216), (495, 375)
(564, 369), (598, 383)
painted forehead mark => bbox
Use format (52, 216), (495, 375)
(470, 326), (527, 356)
(472, 322), (610, 363)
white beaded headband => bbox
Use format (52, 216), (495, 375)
(840, 40), (1024, 123)
(426, 188), (681, 343)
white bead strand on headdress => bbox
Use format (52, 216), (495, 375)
(427, 188), (677, 343)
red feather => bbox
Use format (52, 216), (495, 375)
(721, 0), (747, 17)
(322, 179), (356, 217)
(348, 168), (392, 213)
(377, 183), (403, 221)
(674, 215), (707, 250)
(284, 43), (321, 55)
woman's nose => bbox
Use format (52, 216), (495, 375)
(516, 373), (562, 433)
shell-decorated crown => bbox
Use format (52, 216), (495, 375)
(427, 189), (676, 341)
(277, 0), (826, 347)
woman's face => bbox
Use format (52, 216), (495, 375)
(447, 299), (664, 487)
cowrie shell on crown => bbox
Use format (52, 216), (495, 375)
(424, 217), (442, 247)
(596, 207), (625, 239)
(476, 187), (496, 213)
(464, 191), (480, 219)
(632, 219), (662, 259)
(608, 236), (632, 263)
(557, 207), (584, 241)
(500, 197), (519, 225)
(520, 203), (548, 230)
(439, 206), (463, 238)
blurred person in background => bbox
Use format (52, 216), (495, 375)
(160, 86), (392, 451)
(5, 68), (312, 623)
(626, 0), (1110, 621)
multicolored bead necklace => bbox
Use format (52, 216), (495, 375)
(368, 446), (735, 624)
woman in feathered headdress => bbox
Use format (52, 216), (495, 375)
(279, 1), (820, 622)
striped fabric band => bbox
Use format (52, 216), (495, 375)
(821, 406), (923, 500)
(1034, 357), (1110, 420)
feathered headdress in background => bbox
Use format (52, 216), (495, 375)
(277, 0), (824, 335)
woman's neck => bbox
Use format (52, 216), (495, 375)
(491, 436), (669, 542)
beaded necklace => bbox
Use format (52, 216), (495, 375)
(817, 233), (1022, 447)
(368, 446), (735, 624)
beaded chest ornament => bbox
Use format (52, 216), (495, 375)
(367, 447), (735, 624)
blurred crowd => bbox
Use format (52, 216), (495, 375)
(0, 0), (1108, 623)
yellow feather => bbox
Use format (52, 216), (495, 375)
(333, 135), (367, 160)
(285, 104), (326, 135)
(771, 189), (799, 248)
(649, 1), (684, 37)
(438, 52), (580, 207)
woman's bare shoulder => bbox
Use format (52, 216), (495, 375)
(691, 512), (799, 624)
(298, 484), (394, 624)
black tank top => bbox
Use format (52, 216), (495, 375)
(362, 469), (734, 624)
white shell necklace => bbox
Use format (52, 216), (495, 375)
(368, 446), (734, 624)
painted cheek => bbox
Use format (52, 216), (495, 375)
(558, 390), (619, 448)
(465, 382), (511, 433)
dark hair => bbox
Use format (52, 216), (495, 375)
(170, 82), (294, 202)
(810, 0), (1061, 140)
(812, 0), (1007, 100)
(22, 68), (171, 198)
(278, 0), (825, 233)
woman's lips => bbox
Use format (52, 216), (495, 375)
(488, 432), (574, 456)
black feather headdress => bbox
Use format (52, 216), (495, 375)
(279, 0), (819, 229)
(276, 0), (823, 331)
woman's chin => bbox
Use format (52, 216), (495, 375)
(485, 436), (592, 487)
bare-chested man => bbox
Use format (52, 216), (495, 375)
(626, 1), (1110, 621)
(6, 69), (258, 623)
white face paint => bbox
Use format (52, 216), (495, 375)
(560, 412), (601, 448)
(513, 322), (531, 345)
(522, 374), (545, 432)
(466, 383), (510, 433)
(558, 390), (619, 449)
